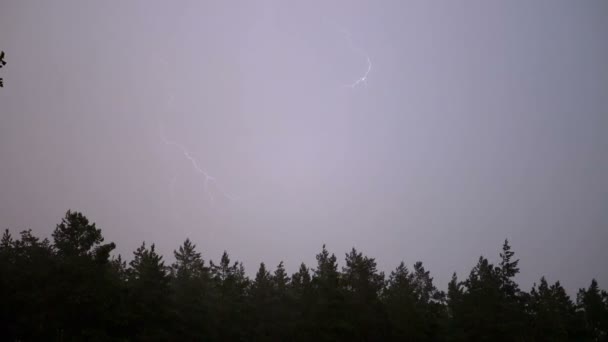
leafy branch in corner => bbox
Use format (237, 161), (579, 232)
(0, 51), (6, 87)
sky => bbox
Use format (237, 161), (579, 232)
(1, 0), (607, 293)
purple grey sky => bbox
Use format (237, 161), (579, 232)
(1, 0), (607, 293)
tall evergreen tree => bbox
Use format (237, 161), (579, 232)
(249, 262), (275, 340)
(0, 230), (16, 339)
(497, 240), (527, 339)
(127, 242), (173, 341)
(453, 242), (527, 341)
(384, 261), (445, 341)
(342, 248), (387, 340)
(529, 277), (584, 340)
(271, 261), (293, 339)
(311, 245), (348, 341)
(53, 210), (115, 259)
(51, 211), (119, 340)
(291, 262), (312, 296)
(446, 272), (465, 341)
(210, 251), (249, 341)
(171, 238), (212, 340)
(578, 279), (608, 340)
(2, 230), (56, 339)
(274, 261), (290, 292)
(291, 262), (314, 340)
(457, 256), (503, 340)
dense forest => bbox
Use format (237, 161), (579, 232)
(1, 210), (607, 341)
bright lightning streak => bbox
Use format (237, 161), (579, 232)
(348, 55), (372, 88)
(159, 125), (237, 203)
(338, 27), (373, 88)
(155, 56), (242, 207)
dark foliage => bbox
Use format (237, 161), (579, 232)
(0, 210), (606, 341)
(0, 50), (5, 87)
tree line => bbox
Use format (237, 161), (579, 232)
(1, 210), (607, 341)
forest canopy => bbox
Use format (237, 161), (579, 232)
(1, 210), (607, 341)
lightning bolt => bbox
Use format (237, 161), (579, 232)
(159, 123), (238, 203)
(348, 55), (372, 88)
(155, 55), (245, 208)
(338, 27), (372, 88)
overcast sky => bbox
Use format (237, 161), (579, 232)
(1, 0), (607, 293)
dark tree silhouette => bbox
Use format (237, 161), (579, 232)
(0, 210), (606, 341)
(311, 244), (348, 341)
(578, 279), (608, 340)
(0, 50), (5, 87)
(127, 242), (173, 341)
(528, 277), (585, 340)
(209, 251), (249, 341)
(384, 261), (446, 341)
(342, 248), (387, 340)
(171, 238), (212, 340)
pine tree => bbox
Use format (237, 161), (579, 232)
(497, 240), (526, 339)
(458, 256), (503, 340)
(292, 263), (312, 292)
(171, 238), (212, 340)
(499, 240), (520, 293)
(0, 230), (17, 339)
(291, 262), (314, 340)
(311, 244), (347, 341)
(342, 248), (387, 340)
(578, 279), (608, 340)
(127, 242), (173, 340)
(384, 261), (445, 341)
(110, 254), (128, 281)
(51, 211), (119, 340)
(274, 261), (290, 292)
(454, 242), (528, 341)
(250, 262), (275, 340)
(173, 238), (206, 279)
(210, 251), (249, 341)
(9, 230), (56, 339)
(271, 261), (293, 339)
(384, 262), (417, 340)
(446, 272), (464, 341)
(529, 277), (583, 340)
(53, 210), (115, 259)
